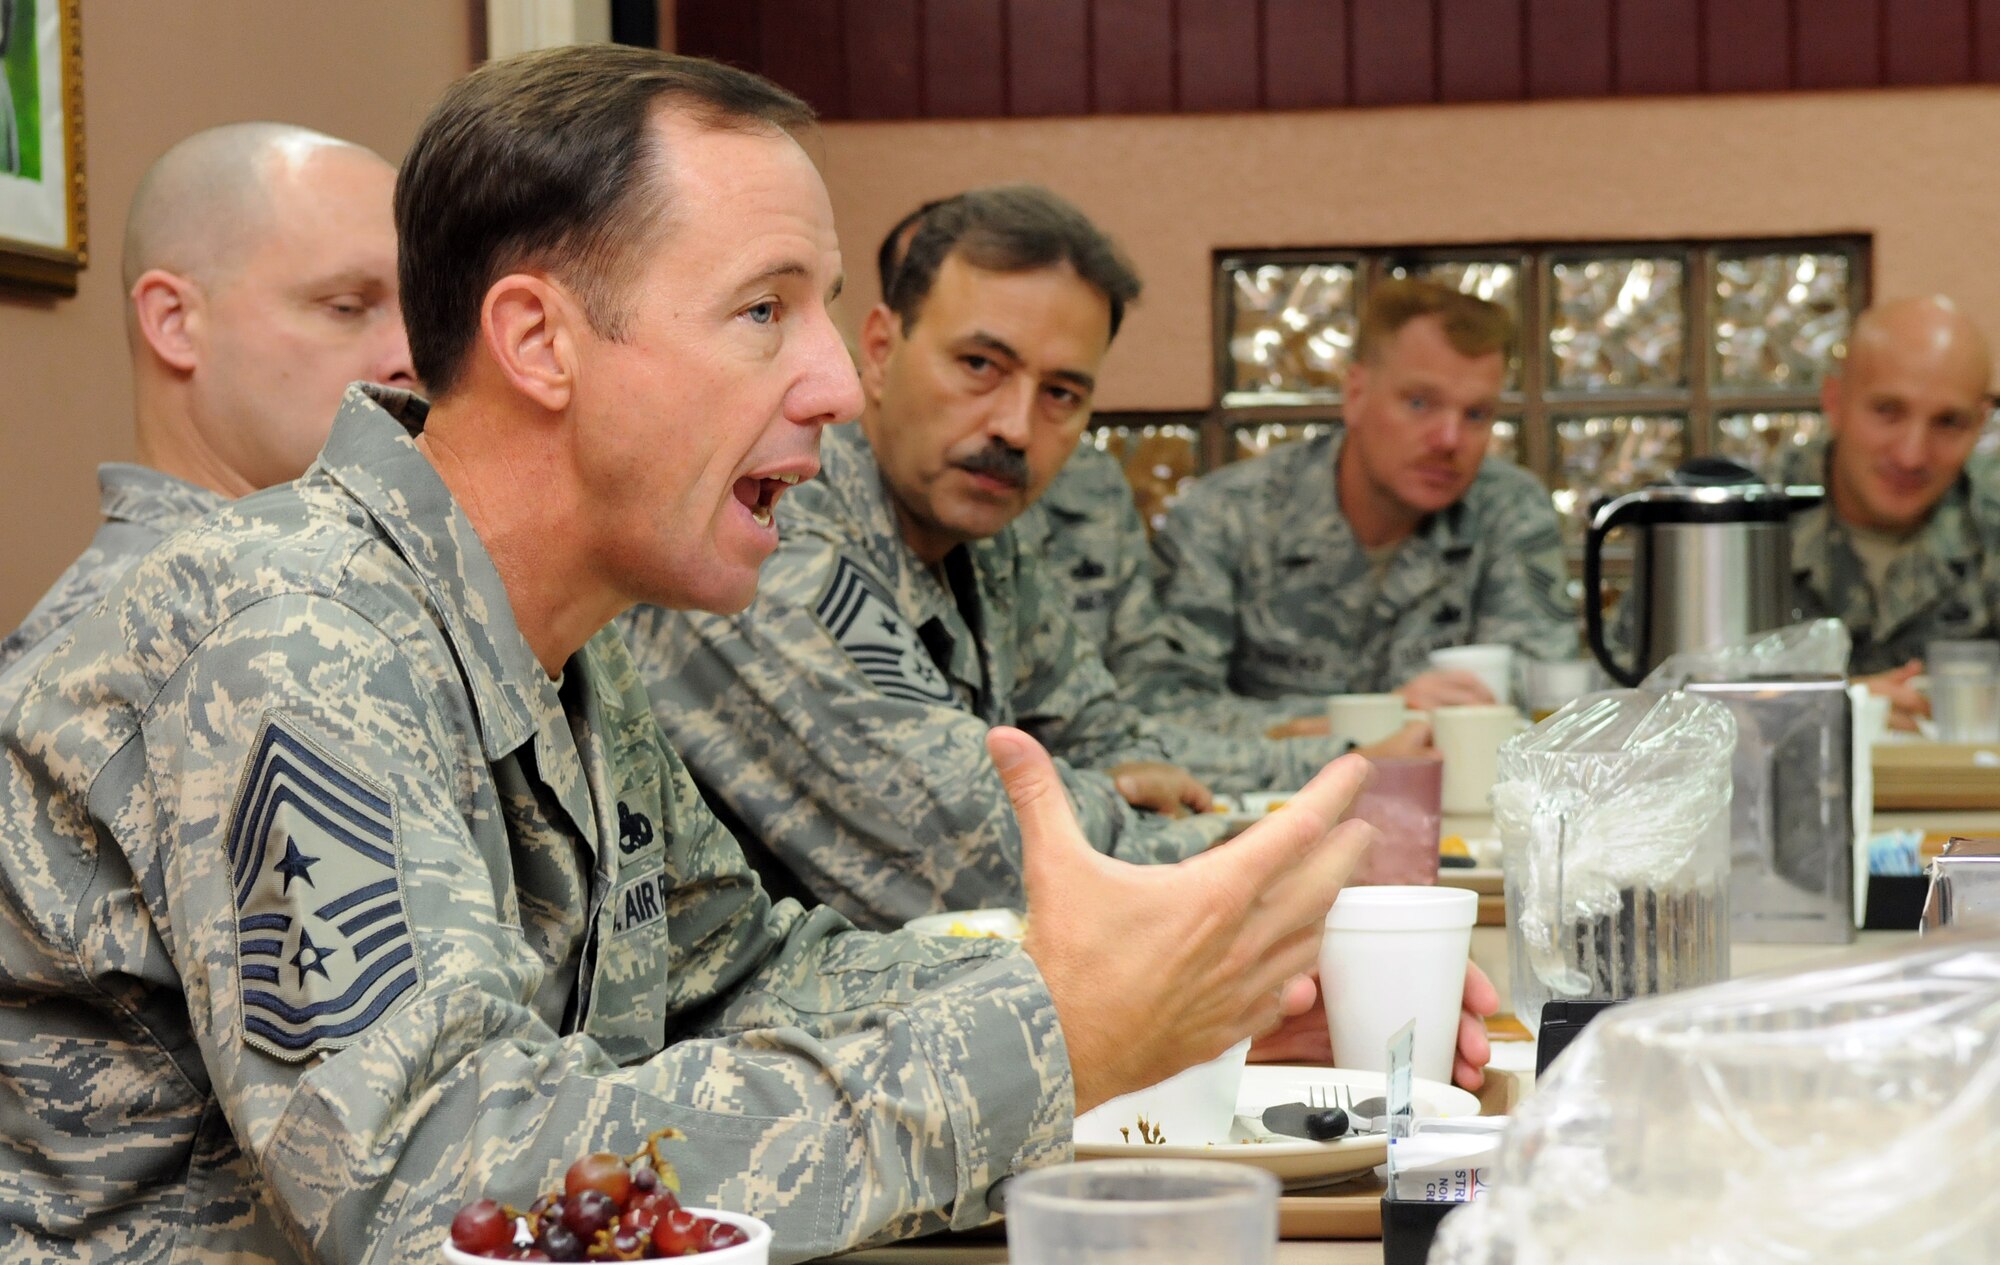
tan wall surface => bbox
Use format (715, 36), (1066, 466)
(0, 0), (472, 628)
(816, 86), (2000, 409)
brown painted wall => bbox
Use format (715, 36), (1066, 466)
(815, 85), (2000, 413)
(0, 0), (472, 628)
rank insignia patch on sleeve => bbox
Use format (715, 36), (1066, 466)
(816, 555), (955, 705)
(227, 712), (421, 1062)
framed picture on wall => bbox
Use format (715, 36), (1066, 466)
(0, 0), (83, 294)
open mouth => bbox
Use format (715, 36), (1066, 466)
(732, 473), (802, 527)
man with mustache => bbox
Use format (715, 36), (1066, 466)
(1785, 295), (2000, 728)
(622, 185), (1376, 929)
(1135, 280), (1576, 738)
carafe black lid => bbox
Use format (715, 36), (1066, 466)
(1669, 456), (1762, 487)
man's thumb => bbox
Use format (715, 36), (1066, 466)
(988, 726), (1085, 869)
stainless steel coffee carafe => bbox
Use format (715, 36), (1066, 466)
(1585, 458), (1823, 687)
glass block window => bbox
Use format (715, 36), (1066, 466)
(1713, 252), (1851, 391)
(1552, 414), (1688, 545)
(1548, 256), (1686, 391)
(1199, 236), (1868, 567)
(1488, 418), (1521, 466)
(1088, 423), (1202, 532)
(1221, 260), (1358, 406)
(1231, 421), (1336, 462)
(1716, 410), (1826, 482)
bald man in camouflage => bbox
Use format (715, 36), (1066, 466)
(0, 122), (415, 689)
(1788, 295), (2000, 727)
(1133, 280), (1577, 739)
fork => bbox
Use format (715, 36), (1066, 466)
(1301, 1083), (1352, 1139)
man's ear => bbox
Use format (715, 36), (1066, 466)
(130, 270), (203, 374)
(858, 303), (900, 404)
(1820, 372), (1844, 436)
(1345, 358), (1371, 411)
(480, 273), (579, 412)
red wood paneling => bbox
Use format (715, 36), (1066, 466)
(1007, 0), (1094, 115)
(1704, 0), (1791, 93)
(1795, 0), (1882, 90)
(677, 0), (1998, 121)
(1178, 0), (1262, 113)
(1351, 0), (1435, 106)
(844, 0), (921, 119)
(1614, 0), (1701, 95)
(1525, 0), (1614, 98)
(1263, 0), (1349, 109)
(922, 0), (1008, 118)
(674, 0), (761, 72)
(760, 0), (849, 115)
(1883, 0), (1972, 85)
(1093, 0), (1177, 114)
(1438, 0), (1525, 102)
(1979, 0), (2000, 80)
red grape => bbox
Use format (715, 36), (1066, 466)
(536, 1221), (584, 1262)
(701, 1220), (749, 1250)
(565, 1152), (633, 1207)
(605, 1229), (645, 1258)
(652, 1209), (703, 1256)
(630, 1164), (660, 1194)
(563, 1189), (617, 1240)
(450, 1199), (514, 1256)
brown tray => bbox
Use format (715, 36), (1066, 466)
(1874, 744), (2000, 809)
(1277, 1067), (1520, 1239)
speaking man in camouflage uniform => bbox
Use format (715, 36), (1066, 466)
(0, 48), (1436, 1263)
(0, 123), (414, 690)
(1138, 279), (1577, 739)
(1785, 295), (2000, 728)
(622, 186), (1398, 930)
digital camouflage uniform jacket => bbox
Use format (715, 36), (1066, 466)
(1137, 431), (1577, 737)
(0, 463), (223, 681)
(1013, 444), (1161, 680)
(0, 388), (1069, 1265)
(620, 424), (1251, 933)
(1017, 443), (1350, 765)
(1785, 440), (2000, 675)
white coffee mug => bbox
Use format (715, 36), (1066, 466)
(1433, 703), (1525, 815)
(1326, 693), (1408, 747)
(1429, 643), (1515, 706)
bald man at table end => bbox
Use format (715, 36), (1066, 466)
(1791, 296), (2000, 727)
(0, 121), (415, 687)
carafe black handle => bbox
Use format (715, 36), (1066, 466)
(1583, 492), (1648, 688)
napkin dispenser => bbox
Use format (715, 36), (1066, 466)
(1684, 676), (1853, 943)
(1921, 837), (2000, 933)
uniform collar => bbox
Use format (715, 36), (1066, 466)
(315, 384), (553, 763)
(96, 463), (225, 534)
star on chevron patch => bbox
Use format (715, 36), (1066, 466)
(816, 555), (954, 705)
(227, 712), (421, 1062)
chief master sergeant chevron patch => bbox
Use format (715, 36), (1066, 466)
(227, 711), (421, 1062)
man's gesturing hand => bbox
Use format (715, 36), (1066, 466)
(991, 727), (1375, 1115)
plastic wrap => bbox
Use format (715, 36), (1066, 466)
(1641, 617), (1852, 690)
(1494, 691), (1736, 1027)
(1432, 937), (2000, 1263)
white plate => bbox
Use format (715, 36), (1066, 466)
(1074, 1065), (1481, 1189)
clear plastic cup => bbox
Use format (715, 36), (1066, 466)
(1005, 1160), (1278, 1265)
(1348, 756), (1444, 885)
(1929, 640), (2000, 743)
(1320, 886), (1477, 1083)
(1429, 644), (1516, 705)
